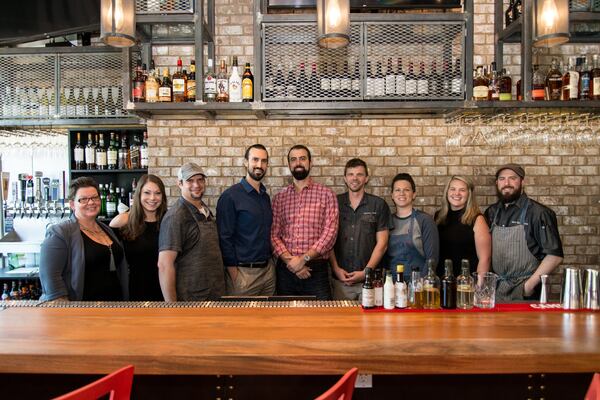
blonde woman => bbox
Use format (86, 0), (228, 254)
(435, 176), (491, 277)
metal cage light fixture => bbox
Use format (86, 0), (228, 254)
(100, 0), (136, 48)
(533, 0), (570, 47)
(317, 0), (350, 49)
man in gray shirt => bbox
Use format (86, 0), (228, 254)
(158, 162), (225, 301)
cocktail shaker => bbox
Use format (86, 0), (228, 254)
(540, 274), (548, 304)
(583, 268), (599, 310)
(561, 267), (582, 310)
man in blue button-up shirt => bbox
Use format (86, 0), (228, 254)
(216, 144), (275, 296)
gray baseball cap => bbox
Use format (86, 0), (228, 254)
(496, 163), (525, 179)
(177, 162), (206, 181)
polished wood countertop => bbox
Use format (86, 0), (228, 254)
(0, 304), (598, 375)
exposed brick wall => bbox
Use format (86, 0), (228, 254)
(147, 0), (600, 297)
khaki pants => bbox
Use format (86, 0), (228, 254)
(226, 260), (276, 296)
(332, 279), (362, 301)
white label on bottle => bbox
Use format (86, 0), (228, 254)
(374, 77), (385, 96)
(362, 288), (375, 308)
(204, 77), (217, 94)
(320, 78), (330, 92)
(340, 77), (351, 91)
(107, 150), (117, 166)
(568, 71), (579, 99)
(96, 152), (107, 167)
(417, 79), (429, 95)
(229, 75), (242, 102)
(141, 148), (149, 167)
(384, 282), (396, 310)
(375, 286), (383, 306)
(352, 78), (361, 93)
(85, 148), (95, 164)
(172, 78), (185, 95)
(146, 87), (158, 101)
(330, 77), (341, 91)
(395, 282), (408, 308)
(594, 77), (600, 96)
(473, 86), (488, 99)
(406, 79), (417, 95)
(366, 77), (375, 97)
(385, 75), (396, 95)
(106, 202), (116, 215)
(395, 75), (406, 95)
(158, 87), (171, 98)
(452, 78), (462, 94)
(74, 148), (84, 163)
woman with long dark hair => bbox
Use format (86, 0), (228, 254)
(110, 174), (168, 300)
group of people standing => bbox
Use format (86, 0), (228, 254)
(39, 144), (564, 304)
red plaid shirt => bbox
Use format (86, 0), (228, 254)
(271, 179), (339, 259)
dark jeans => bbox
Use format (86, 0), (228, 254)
(276, 259), (332, 300)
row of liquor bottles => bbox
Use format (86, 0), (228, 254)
(1, 280), (41, 301)
(265, 57), (464, 100)
(73, 132), (149, 170)
(97, 180), (137, 219)
(132, 56), (255, 103)
(362, 259), (474, 310)
(0, 86), (124, 118)
(473, 55), (600, 101)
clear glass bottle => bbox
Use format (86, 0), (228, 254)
(408, 267), (423, 309)
(456, 259), (474, 310)
(216, 59), (229, 102)
(374, 269), (383, 307)
(423, 259), (441, 310)
(203, 59), (217, 102)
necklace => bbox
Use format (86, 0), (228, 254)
(80, 224), (102, 234)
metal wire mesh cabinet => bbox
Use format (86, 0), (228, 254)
(261, 18), (465, 102)
(136, 0), (195, 14)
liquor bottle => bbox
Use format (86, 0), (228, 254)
(130, 134), (140, 169)
(562, 56), (579, 100)
(75, 88), (86, 116)
(592, 54), (600, 100)
(456, 259), (474, 309)
(384, 269), (395, 310)
(580, 59), (592, 100)
(499, 68), (513, 100)
(417, 61), (429, 97)
(385, 58), (396, 96)
(374, 60), (385, 97)
(99, 184), (107, 218)
(187, 60), (196, 102)
(145, 61), (160, 103)
(228, 56), (242, 102)
(545, 58), (562, 101)
(374, 269), (383, 307)
(106, 183), (117, 219)
(85, 87), (94, 115)
(66, 87), (76, 116)
(395, 264), (408, 309)
(365, 61), (375, 97)
(159, 68), (172, 102)
(320, 62), (331, 98)
(423, 259), (441, 310)
(405, 62), (417, 96)
(429, 60), (440, 96)
(351, 60), (361, 96)
(441, 260), (457, 309)
(286, 63), (298, 100)
(473, 66), (489, 100)
(95, 133), (107, 170)
(395, 58), (406, 96)
(297, 62), (308, 99)
(107, 132), (118, 170)
(487, 62), (499, 100)
(140, 131), (149, 169)
(531, 64), (546, 100)
(505, 0), (514, 27)
(340, 61), (352, 96)
(242, 62), (254, 102)
(216, 59), (230, 102)
(362, 267), (375, 309)
(451, 58), (463, 96)
(408, 267), (423, 309)
(309, 63), (320, 99)
(74, 132), (85, 170)
(172, 57), (187, 102)
(105, 86), (115, 116)
(329, 62), (340, 98)
(203, 58), (217, 102)
(85, 132), (96, 170)
(118, 134), (128, 170)
(132, 60), (146, 102)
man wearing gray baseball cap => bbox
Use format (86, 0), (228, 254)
(484, 163), (563, 302)
(157, 162), (225, 301)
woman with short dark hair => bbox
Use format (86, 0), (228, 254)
(39, 177), (129, 301)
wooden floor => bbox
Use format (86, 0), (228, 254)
(0, 305), (598, 376)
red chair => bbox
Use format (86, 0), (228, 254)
(53, 365), (134, 400)
(315, 367), (359, 400)
(586, 373), (600, 400)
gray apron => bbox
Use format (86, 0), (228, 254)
(176, 203), (225, 301)
(491, 198), (539, 302)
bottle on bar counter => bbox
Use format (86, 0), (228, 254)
(457, 259), (474, 309)
(383, 270), (395, 310)
(216, 59), (229, 102)
(395, 264), (408, 309)
(74, 132), (85, 170)
(187, 60), (196, 102)
(423, 259), (440, 310)
(441, 260), (457, 309)
(374, 269), (383, 307)
(362, 267), (375, 309)
(409, 267), (423, 309)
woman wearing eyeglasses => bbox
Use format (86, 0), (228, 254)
(110, 174), (167, 301)
(39, 177), (128, 302)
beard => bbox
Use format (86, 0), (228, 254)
(346, 182), (364, 193)
(248, 167), (265, 181)
(497, 185), (522, 203)
(291, 166), (310, 180)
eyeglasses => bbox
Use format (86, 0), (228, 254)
(76, 196), (101, 204)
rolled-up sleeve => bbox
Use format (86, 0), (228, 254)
(311, 189), (339, 256)
(39, 228), (69, 301)
(535, 208), (564, 258)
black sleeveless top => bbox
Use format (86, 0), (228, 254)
(436, 208), (479, 277)
(82, 233), (124, 301)
(119, 222), (163, 301)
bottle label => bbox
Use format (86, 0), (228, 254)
(330, 78), (341, 91)
(96, 152), (107, 167)
(146, 86), (158, 102)
(242, 78), (253, 99)
(531, 88), (545, 99)
(362, 288), (375, 307)
(406, 79), (417, 95)
(158, 87), (171, 98)
(141, 148), (149, 167)
(85, 148), (95, 163)
(172, 78), (185, 94)
(385, 76), (396, 95)
(581, 76), (591, 93)
(217, 78), (229, 94)
(417, 79), (428, 95)
(374, 287), (383, 307)
(395, 282), (407, 308)
(473, 85), (488, 99)
(107, 202), (116, 214)
(132, 83), (144, 99)
(568, 71), (579, 99)
(340, 78), (352, 91)
(320, 78), (331, 91)
(499, 92), (512, 101)
(205, 77), (217, 94)
(74, 148), (84, 162)
(107, 150), (117, 165)
(395, 76), (406, 95)
(594, 77), (600, 96)
(187, 81), (196, 98)
(352, 78), (361, 93)
(366, 77), (375, 96)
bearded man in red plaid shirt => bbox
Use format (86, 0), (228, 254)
(271, 145), (339, 300)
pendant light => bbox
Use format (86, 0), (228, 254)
(101, 0), (136, 48)
(533, 0), (569, 47)
(317, 0), (350, 49)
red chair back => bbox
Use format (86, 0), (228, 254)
(315, 368), (359, 400)
(53, 365), (134, 400)
(586, 373), (600, 400)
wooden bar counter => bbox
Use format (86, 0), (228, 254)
(0, 302), (598, 376)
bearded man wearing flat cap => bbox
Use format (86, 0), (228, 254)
(484, 163), (563, 302)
